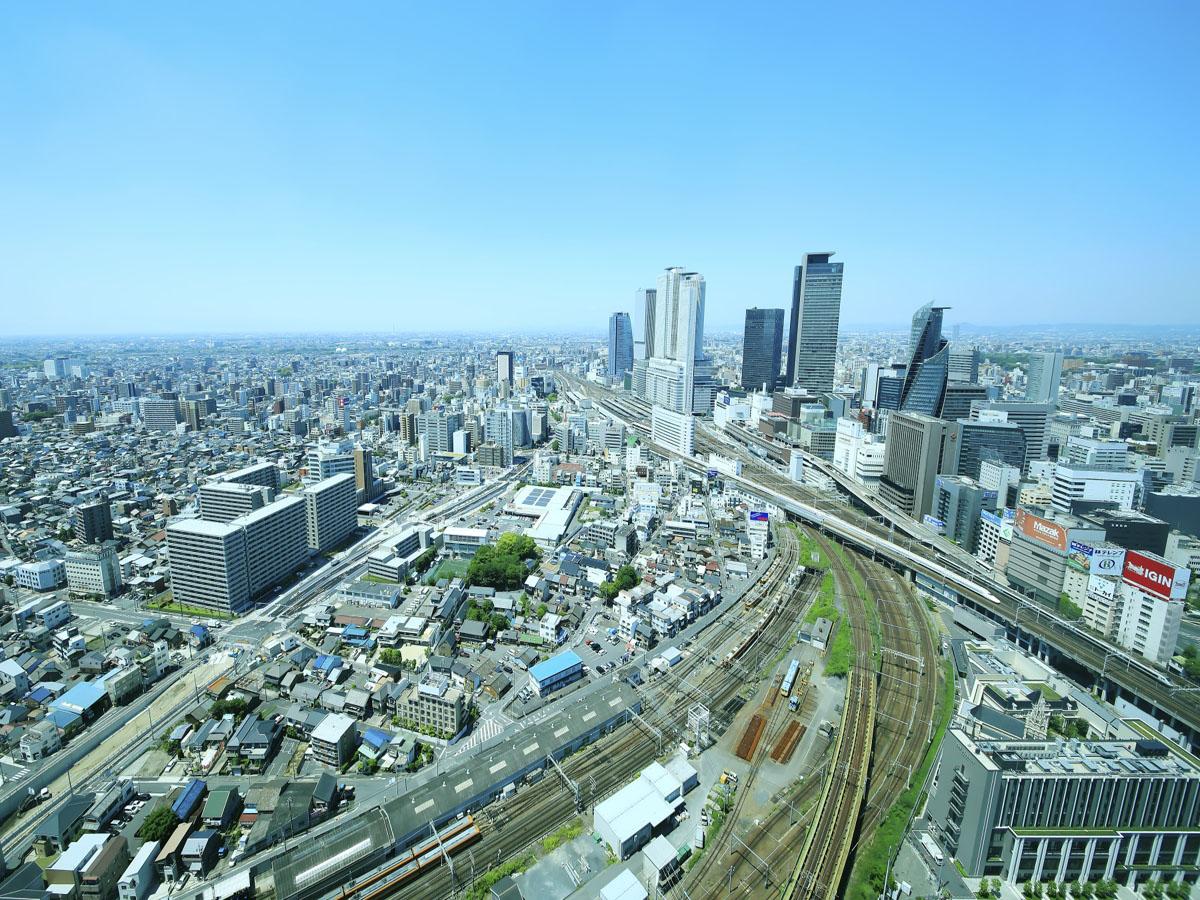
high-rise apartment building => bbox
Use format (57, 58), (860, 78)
(199, 482), (273, 523)
(302, 473), (357, 553)
(785, 253), (843, 392)
(0, 409), (17, 439)
(931, 475), (989, 552)
(141, 398), (179, 432)
(304, 440), (356, 485)
(1024, 350), (1064, 404)
(878, 411), (959, 519)
(741, 308), (785, 393)
(607, 312), (633, 386)
(416, 411), (464, 454)
(74, 499), (114, 544)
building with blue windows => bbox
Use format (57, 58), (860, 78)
(527, 650), (584, 698)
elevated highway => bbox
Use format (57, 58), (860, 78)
(563, 376), (1200, 746)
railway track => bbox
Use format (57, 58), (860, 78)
(361, 524), (811, 900)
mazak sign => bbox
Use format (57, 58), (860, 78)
(1122, 550), (1191, 600)
(1015, 508), (1067, 553)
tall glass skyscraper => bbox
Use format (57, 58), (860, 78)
(741, 307), (785, 393)
(644, 267), (714, 413)
(900, 303), (950, 417)
(785, 252), (843, 392)
(607, 312), (633, 385)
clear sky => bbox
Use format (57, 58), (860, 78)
(2, 2), (1198, 335)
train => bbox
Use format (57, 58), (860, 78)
(780, 658), (801, 696)
(340, 815), (481, 900)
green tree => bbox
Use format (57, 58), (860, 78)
(550, 439), (560, 452)
(139, 805), (180, 842)
(1057, 593), (1083, 620)
(379, 648), (404, 665)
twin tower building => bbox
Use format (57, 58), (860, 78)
(608, 254), (846, 414)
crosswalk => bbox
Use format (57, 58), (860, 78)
(449, 716), (507, 757)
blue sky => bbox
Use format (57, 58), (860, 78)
(2, 2), (1197, 335)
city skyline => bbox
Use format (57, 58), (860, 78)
(4, 4), (1199, 334)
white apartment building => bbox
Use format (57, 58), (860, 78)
(15, 559), (66, 591)
(301, 473), (357, 552)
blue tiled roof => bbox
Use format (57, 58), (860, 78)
(528, 650), (583, 683)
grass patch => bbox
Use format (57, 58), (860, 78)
(464, 851), (536, 900)
(803, 572), (839, 624)
(541, 818), (583, 853)
(432, 558), (471, 581)
(844, 658), (957, 900)
(146, 594), (233, 619)
(792, 525), (830, 570)
(823, 621), (854, 677)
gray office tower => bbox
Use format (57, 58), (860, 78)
(900, 302), (951, 416)
(607, 312), (634, 386)
(1025, 350), (1064, 404)
(878, 411), (959, 519)
(785, 252), (843, 392)
(741, 308), (785, 393)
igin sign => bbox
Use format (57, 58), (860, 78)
(1122, 550), (1191, 600)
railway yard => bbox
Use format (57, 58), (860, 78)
(289, 514), (949, 900)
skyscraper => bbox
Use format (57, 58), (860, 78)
(495, 351), (514, 385)
(899, 303), (951, 417)
(607, 312), (634, 386)
(631, 288), (657, 398)
(1025, 350), (1064, 404)
(947, 346), (980, 383)
(785, 252), (843, 392)
(741, 308), (785, 393)
(878, 411), (959, 519)
(644, 267), (715, 414)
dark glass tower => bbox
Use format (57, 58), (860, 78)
(900, 303), (950, 416)
(785, 252), (843, 391)
(741, 307), (785, 392)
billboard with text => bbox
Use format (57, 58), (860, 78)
(1122, 550), (1191, 600)
(1015, 508), (1067, 553)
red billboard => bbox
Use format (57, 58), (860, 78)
(1122, 550), (1191, 600)
(1015, 508), (1067, 553)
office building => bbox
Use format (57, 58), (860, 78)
(141, 398), (179, 432)
(955, 419), (1027, 481)
(931, 476), (989, 552)
(75, 499), (114, 544)
(65, 545), (123, 598)
(496, 351), (515, 385)
(947, 346), (980, 384)
(741, 307), (785, 393)
(304, 440), (355, 485)
(1144, 416), (1200, 458)
(878, 411), (959, 519)
(970, 401), (1053, 470)
(1112, 550), (1189, 666)
(302, 473), (357, 553)
(181, 399), (205, 432)
(899, 302), (950, 416)
(353, 446), (376, 501)
(927, 728), (1200, 887)
(220, 461), (281, 492)
(43, 357), (68, 380)
(631, 288), (657, 398)
(650, 406), (695, 457)
(1050, 464), (1141, 513)
(1004, 507), (1105, 604)
(940, 383), (989, 421)
(1080, 508), (1169, 556)
(1062, 435), (1129, 469)
(783, 253), (843, 393)
(643, 267), (714, 414)
(1024, 350), (1064, 404)
(0, 408), (16, 439)
(416, 410), (464, 454)
(395, 674), (467, 737)
(608, 312), (634, 385)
